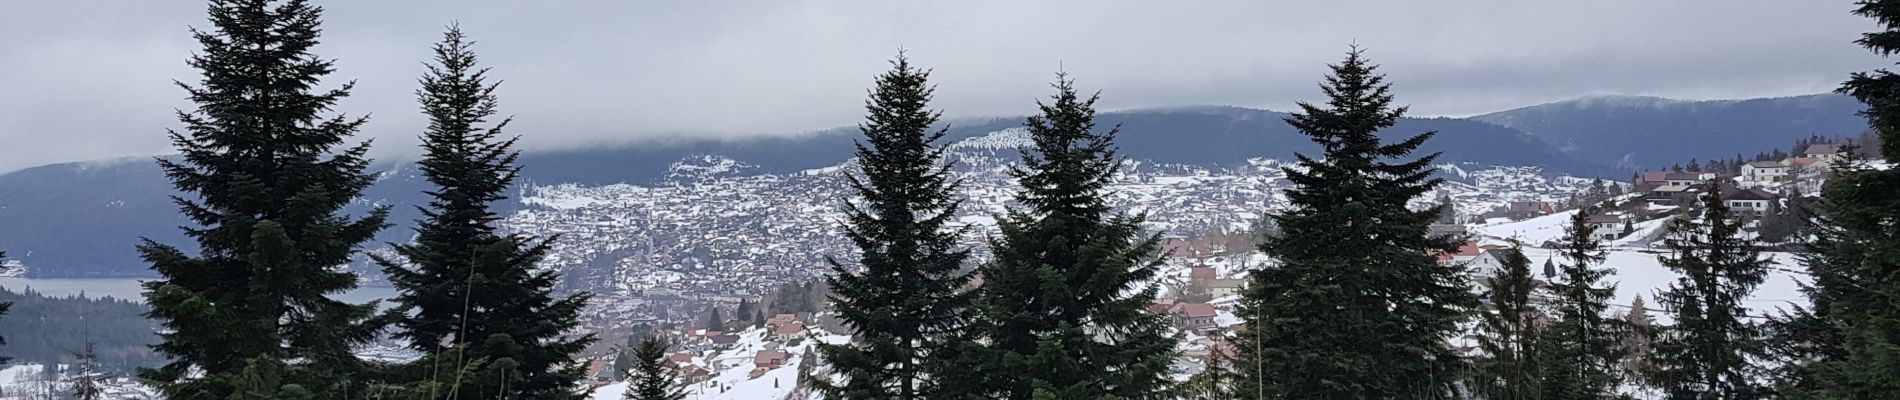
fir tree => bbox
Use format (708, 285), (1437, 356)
(374, 26), (592, 400)
(1538, 210), (1624, 400)
(1234, 48), (1478, 399)
(1471, 247), (1543, 400)
(1769, 2), (1900, 397)
(625, 336), (686, 400)
(705, 307), (725, 332)
(1650, 184), (1771, 399)
(1623, 295), (1660, 387)
(736, 298), (754, 325)
(71, 341), (102, 400)
(808, 53), (974, 400)
(137, 1), (389, 397)
(968, 73), (1177, 400)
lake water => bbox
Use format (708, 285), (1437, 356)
(0, 276), (399, 305)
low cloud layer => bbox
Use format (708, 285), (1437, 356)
(0, 0), (1885, 172)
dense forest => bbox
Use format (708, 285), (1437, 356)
(0, 287), (160, 371)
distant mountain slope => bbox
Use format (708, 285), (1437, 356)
(1472, 93), (1867, 169)
(0, 106), (1601, 277)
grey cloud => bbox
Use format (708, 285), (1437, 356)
(0, 0), (1885, 172)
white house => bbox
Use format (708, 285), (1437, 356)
(1741, 161), (1790, 183)
(1584, 214), (1625, 241)
(1725, 188), (1777, 216)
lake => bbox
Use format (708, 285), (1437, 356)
(0, 276), (399, 305)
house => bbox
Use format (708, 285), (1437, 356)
(1660, 172), (1709, 188)
(669, 352), (695, 364)
(1468, 249), (1512, 278)
(677, 365), (713, 383)
(1428, 223), (1469, 238)
(1169, 302), (1220, 332)
(1205, 278), (1247, 298)
(754, 349), (789, 370)
(1188, 267), (1216, 288)
(1148, 298), (1179, 314)
(1585, 214), (1625, 241)
(766, 313), (798, 330)
(708, 334), (740, 350)
(1725, 188), (1777, 216)
(1434, 241), (1483, 266)
(1805, 144), (1844, 162)
(1502, 201), (1554, 220)
(771, 321), (808, 339)
(1642, 184), (1698, 205)
(1741, 161), (1791, 183)
(1635, 171), (1673, 186)
(585, 358), (615, 386)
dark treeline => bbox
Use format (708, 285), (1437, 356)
(0, 287), (161, 370)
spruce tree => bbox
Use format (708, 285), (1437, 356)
(137, 1), (389, 397)
(1650, 184), (1771, 399)
(1234, 48), (1478, 399)
(705, 307), (725, 332)
(373, 26), (592, 399)
(625, 336), (686, 400)
(1770, 1), (1900, 397)
(808, 54), (974, 400)
(969, 74), (1176, 400)
(1539, 210), (1624, 399)
(1471, 247), (1543, 400)
(72, 341), (102, 400)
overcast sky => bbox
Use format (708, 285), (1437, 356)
(0, 0), (1888, 172)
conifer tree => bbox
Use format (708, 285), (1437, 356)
(1234, 48), (1478, 399)
(969, 74), (1176, 400)
(1623, 295), (1659, 387)
(808, 54), (974, 400)
(625, 336), (686, 400)
(705, 307), (725, 332)
(373, 26), (593, 399)
(1472, 247), (1543, 400)
(137, 1), (389, 397)
(736, 298), (754, 325)
(1538, 210), (1624, 399)
(72, 341), (102, 400)
(1770, 2), (1900, 397)
(1650, 184), (1771, 399)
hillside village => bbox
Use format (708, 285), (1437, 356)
(552, 135), (1885, 399)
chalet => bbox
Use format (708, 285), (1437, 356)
(754, 349), (789, 370)
(1469, 249), (1511, 278)
(1635, 171), (1672, 186)
(766, 313), (798, 330)
(1642, 184), (1697, 205)
(1434, 241), (1483, 266)
(678, 365), (713, 383)
(771, 321), (808, 339)
(1659, 172), (1709, 188)
(1585, 214), (1625, 240)
(708, 334), (740, 350)
(1205, 278), (1246, 298)
(1741, 161), (1790, 183)
(669, 352), (695, 364)
(1805, 144), (1845, 162)
(1502, 201), (1554, 220)
(1725, 188), (1777, 216)
(1169, 302), (1220, 332)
